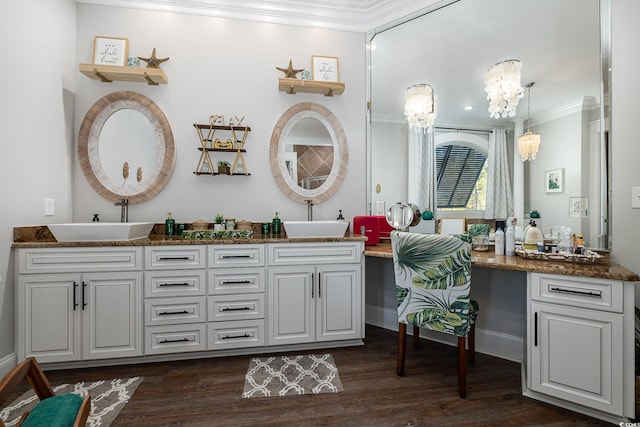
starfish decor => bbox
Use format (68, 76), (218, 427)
(276, 59), (304, 79)
(138, 48), (169, 69)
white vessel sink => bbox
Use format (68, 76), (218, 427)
(48, 222), (155, 242)
(283, 220), (349, 238)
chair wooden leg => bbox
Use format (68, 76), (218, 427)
(469, 322), (476, 366)
(412, 325), (420, 349)
(397, 323), (406, 376)
(457, 336), (467, 398)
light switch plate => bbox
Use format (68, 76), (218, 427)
(632, 187), (640, 209)
(44, 198), (54, 216)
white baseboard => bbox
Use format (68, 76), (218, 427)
(0, 353), (17, 378)
(365, 304), (523, 363)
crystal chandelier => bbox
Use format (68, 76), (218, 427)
(517, 82), (541, 161)
(404, 84), (437, 133)
(484, 59), (524, 119)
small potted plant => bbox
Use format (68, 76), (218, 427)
(217, 160), (231, 175)
(214, 214), (225, 231)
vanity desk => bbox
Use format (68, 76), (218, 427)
(365, 242), (638, 422)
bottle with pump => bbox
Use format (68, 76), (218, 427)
(494, 227), (505, 256)
(165, 212), (175, 236)
(272, 212), (281, 236)
(505, 224), (515, 256)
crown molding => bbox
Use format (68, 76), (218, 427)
(75, 0), (444, 32)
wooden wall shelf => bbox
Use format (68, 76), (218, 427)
(79, 63), (168, 85)
(278, 78), (345, 96)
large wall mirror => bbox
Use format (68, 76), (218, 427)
(270, 102), (349, 204)
(367, 0), (610, 248)
(78, 91), (176, 205)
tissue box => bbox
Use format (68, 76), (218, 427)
(353, 216), (380, 245)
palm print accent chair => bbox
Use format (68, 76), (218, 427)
(391, 231), (479, 398)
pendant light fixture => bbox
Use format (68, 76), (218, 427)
(517, 82), (541, 161)
(484, 59), (524, 119)
(404, 84), (437, 133)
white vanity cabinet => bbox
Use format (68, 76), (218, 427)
(207, 244), (266, 350)
(526, 272), (635, 419)
(267, 242), (363, 346)
(16, 247), (143, 364)
(144, 246), (207, 355)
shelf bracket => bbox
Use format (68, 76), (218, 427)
(287, 85), (296, 95)
(325, 88), (334, 97)
(143, 72), (159, 86)
(92, 69), (112, 83)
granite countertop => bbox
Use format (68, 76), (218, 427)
(11, 225), (367, 248)
(365, 241), (640, 282)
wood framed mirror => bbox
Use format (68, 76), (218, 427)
(78, 91), (175, 205)
(270, 102), (349, 204)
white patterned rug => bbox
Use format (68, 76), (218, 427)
(242, 354), (343, 398)
(0, 377), (143, 427)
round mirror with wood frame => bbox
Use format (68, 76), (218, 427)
(78, 91), (176, 205)
(270, 102), (348, 204)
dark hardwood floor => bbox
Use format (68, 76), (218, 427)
(6, 325), (612, 426)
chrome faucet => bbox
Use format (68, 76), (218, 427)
(306, 199), (314, 221)
(115, 199), (129, 223)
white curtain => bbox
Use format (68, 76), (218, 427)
(407, 129), (436, 213)
(484, 129), (513, 219)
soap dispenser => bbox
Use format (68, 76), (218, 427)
(165, 212), (175, 236)
(272, 212), (281, 236)
(523, 220), (543, 251)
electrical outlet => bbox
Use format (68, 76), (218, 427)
(45, 198), (55, 216)
(633, 187), (640, 209)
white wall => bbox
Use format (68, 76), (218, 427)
(611, 0), (640, 301)
(527, 112), (583, 236)
(74, 4), (366, 226)
(0, 0), (76, 371)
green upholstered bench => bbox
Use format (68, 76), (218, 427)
(0, 358), (91, 427)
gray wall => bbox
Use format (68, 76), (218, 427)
(0, 0), (76, 370)
(74, 4), (366, 225)
(611, 0), (640, 305)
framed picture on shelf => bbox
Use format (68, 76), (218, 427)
(312, 55), (339, 82)
(545, 168), (563, 193)
(92, 36), (129, 66)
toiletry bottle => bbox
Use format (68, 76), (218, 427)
(272, 212), (281, 236)
(576, 233), (584, 254)
(165, 212), (175, 236)
(505, 225), (515, 256)
(494, 227), (504, 256)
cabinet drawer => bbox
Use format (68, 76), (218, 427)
(268, 242), (362, 266)
(18, 247), (142, 274)
(145, 270), (206, 298)
(208, 268), (265, 294)
(530, 273), (623, 313)
(207, 320), (265, 350)
(145, 324), (207, 355)
(208, 245), (264, 267)
(208, 294), (265, 322)
(145, 296), (206, 326)
(145, 246), (206, 269)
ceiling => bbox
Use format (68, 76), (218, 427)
(76, 0), (445, 32)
